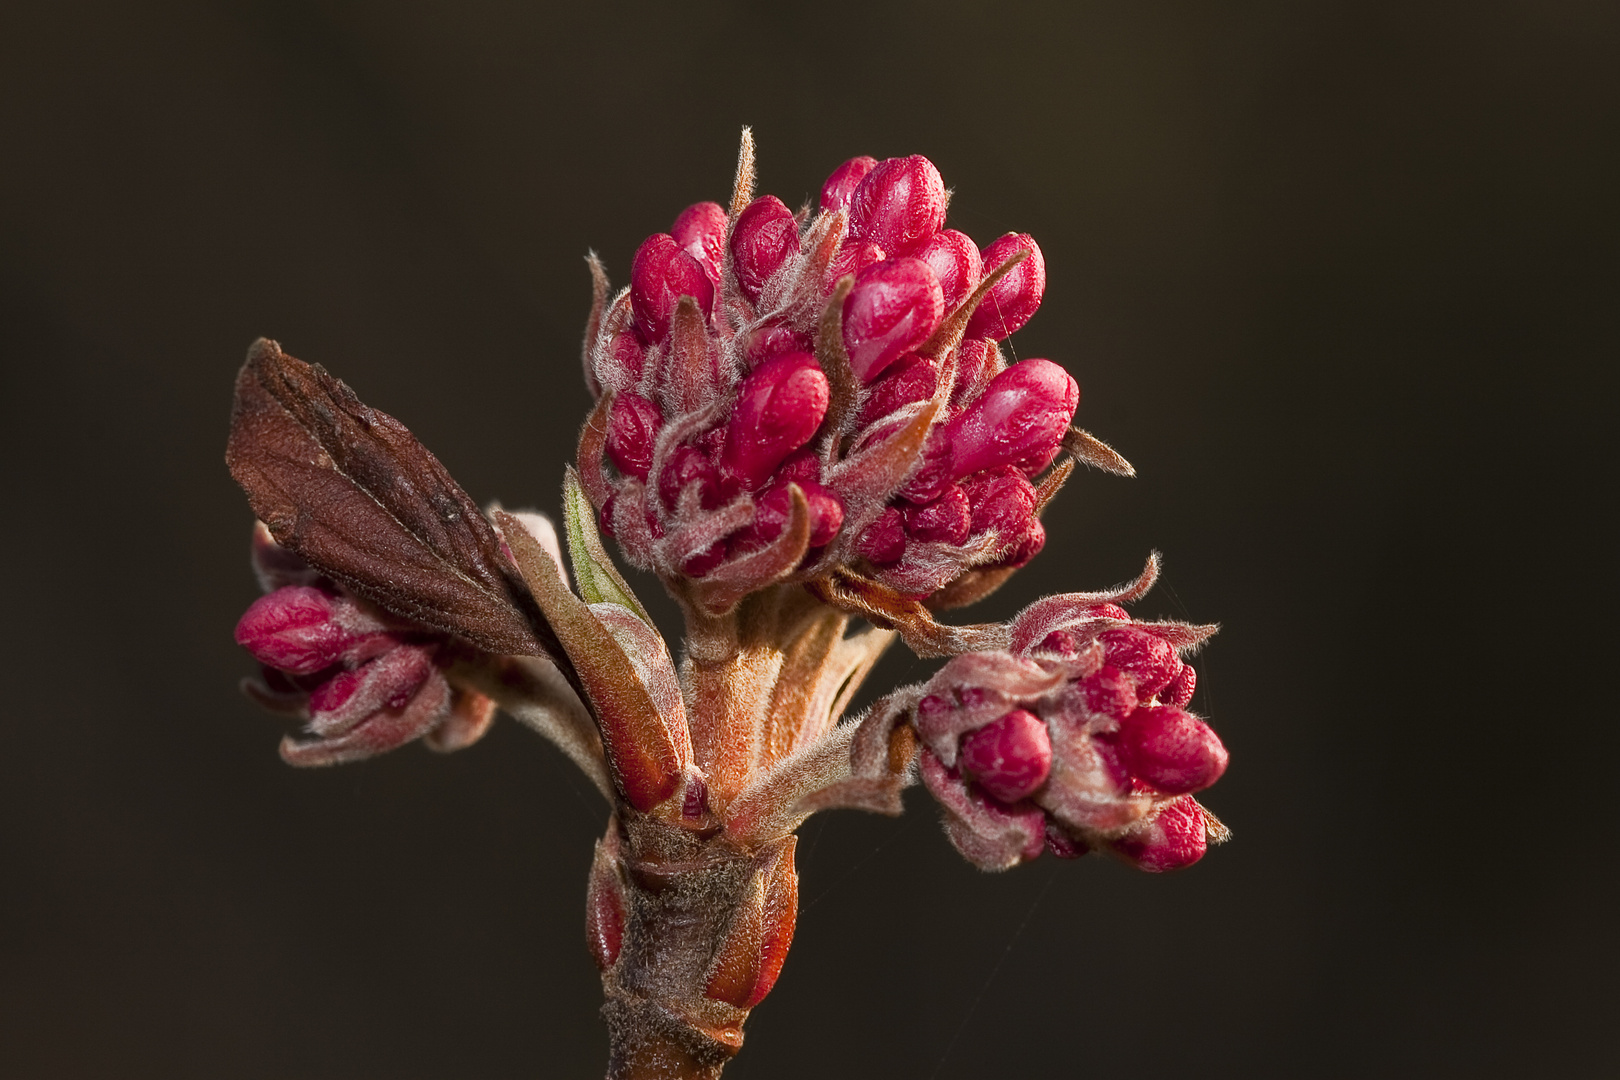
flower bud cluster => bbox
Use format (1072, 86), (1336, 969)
(910, 597), (1226, 872)
(234, 523), (496, 765)
(580, 150), (1075, 604)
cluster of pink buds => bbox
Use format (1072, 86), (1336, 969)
(233, 523), (502, 765)
(578, 143), (1078, 609)
(906, 581), (1228, 872)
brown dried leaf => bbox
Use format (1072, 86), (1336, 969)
(226, 339), (565, 664)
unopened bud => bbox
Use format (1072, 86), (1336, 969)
(1077, 664), (1138, 725)
(963, 467), (1037, 540)
(730, 195), (801, 306)
(915, 229), (983, 313)
(631, 233), (714, 344)
(958, 709), (1052, 803)
(848, 155), (947, 257)
(943, 358), (1078, 478)
(964, 233), (1046, 342)
(841, 258), (945, 383)
(856, 353), (936, 429)
(1096, 626), (1178, 698)
(671, 201), (727, 283)
(820, 155), (877, 211)
(740, 320), (812, 368)
(658, 444), (722, 511)
(235, 587), (385, 676)
(1164, 662), (1197, 708)
(731, 479), (844, 551)
(903, 484), (971, 545)
(1109, 797), (1208, 872)
(1119, 705), (1227, 795)
(857, 506), (907, 565)
(605, 392), (663, 482)
(719, 352), (829, 491)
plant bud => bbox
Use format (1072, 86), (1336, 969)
(856, 353), (936, 429)
(1097, 626), (1179, 698)
(719, 352), (829, 491)
(682, 540), (726, 578)
(1119, 705), (1228, 794)
(1001, 518), (1046, 567)
(671, 200), (727, 282)
(963, 467), (1037, 539)
(903, 484), (971, 545)
(741, 320), (811, 368)
(1164, 662), (1197, 708)
(774, 448), (822, 486)
(841, 258), (945, 383)
(658, 444), (722, 511)
(630, 233), (714, 344)
(235, 586), (344, 675)
(308, 645), (436, 729)
(605, 392), (663, 481)
(943, 358), (1077, 479)
(856, 506), (907, 565)
(731, 479), (843, 551)
(964, 233), (1045, 341)
(847, 155), (947, 257)
(730, 195), (801, 306)
(1078, 664), (1139, 726)
(820, 155), (877, 211)
(959, 709), (1052, 802)
(915, 228), (982, 313)
(1109, 797), (1208, 872)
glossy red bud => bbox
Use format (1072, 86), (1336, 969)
(1164, 663), (1197, 708)
(841, 257), (945, 383)
(847, 155), (947, 257)
(774, 449), (822, 486)
(731, 195), (801, 305)
(959, 709), (1052, 803)
(1097, 626), (1179, 698)
(720, 352), (829, 490)
(963, 467), (1037, 539)
(741, 321), (812, 368)
(658, 444), (722, 511)
(1119, 705), (1228, 794)
(605, 392), (663, 482)
(903, 484), (971, 545)
(730, 479), (843, 551)
(943, 358), (1078, 478)
(856, 353), (936, 429)
(964, 233), (1046, 341)
(671, 200), (727, 283)
(630, 233), (714, 344)
(856, 506), (907, 565)
(1110, 797), (1208, 872)
(820, 155), (877, 211)
(915, 229), (982, 313)
(234, 586), (347, 675)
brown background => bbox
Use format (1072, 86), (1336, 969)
(1, 1), (1615, 1076)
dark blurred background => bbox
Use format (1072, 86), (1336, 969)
(2, 1), (1615, 1076)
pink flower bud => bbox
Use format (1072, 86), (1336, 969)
(903, 484), (971, 545)
(829, 240), (887, 286)
(730, 479), (844, 551)
(308, 645), (436, 730)
(719, 352), (829, 491)
(658, 444), (722, 511)
(671, 200), (727, 283)
(847, 155), (947, 257)
(631, 233), (714, 344)
(1119, 705), (1228, 795)
(959, 709), (1052, 803)
(963, 467), (1037, 539)
(856, 353), (936, 429)
(964, 233), (1046, 342)
(730, 195), (801, 306)
(820, 155), (877, 212)
(774, 449), (822, 486)
(740, 320), (812, 368)
(943, 359), (1078, 479)
(841, 258), (945, 383)
(1097, 626), (1178, 698)
(857, 506), (906, 565)
(605, 392), (663, 481)
(1164, 662), (1197, 708)
(601, 329), (648, 389)
(1038, 631), (1082, 658)
(915, 229), (982, 313)
(1078, 665), (1139, 725)
(1001, 519), (1046, 567)
(235, 587), (387, 676)
(1109, 797), (1208, 872)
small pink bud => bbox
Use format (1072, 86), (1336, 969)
(1097, 626), (1179, 698)
(1038, 630), (1081, 657)
(730, 195), (801, 306)
(1078, 664), (1139, 725)
(598, 491), (618, 538)
(1119, 705), (1227, 795)
(915, 229), (983, 313)
(1109, 798), (1208, 872)
(605, 392), (663, 482)
(902, 484), (971, 545)
(964, 233), (1046, 342)
(730, 478), (843, 551)
(1164, 662), (1197, 708)
(958, 709), (1052, 803)
(630, 233), (714, 344)
(847, 155), (947, 257)
(671, 201), (727, 283)
(741, 321), (812, 368)
(308, 645), (435, 726)
(602, 329), (648, 387)
(774, 449), (822, 486)
(719, 352), (829, 491)
(841, 257), (945, 383)
(658, 445), (722, 511)
(944, 358), (1078, 479)
(857, 506), (907, 565)
(820, 155), (877, 211)
(829, 240), (887, 286)
(235, 587), (374, 676)
(1001, 519), (1046, 567)
(856, 353), (936, 429)
(963, 467), (1037, 539)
